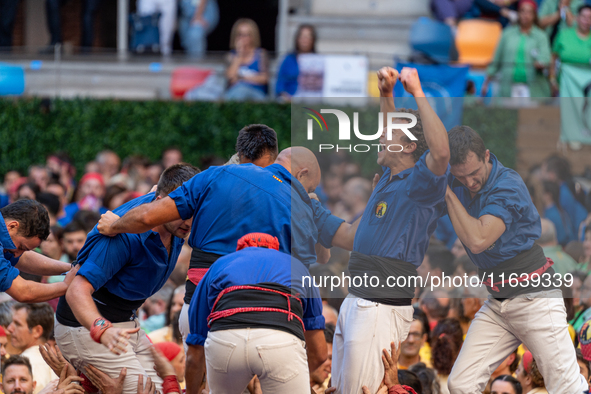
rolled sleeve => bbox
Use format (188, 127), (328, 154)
(0, 257), (20, 292)
(77, 259), (113, 291)
(76, 235), (131, 290)
(303, 314), (325, 331)
(302, 285), (325, 331)
(167, 172), (209, 221)
(187, 271), (214, 347)
(479, 203), (514, 228)
(186, 332), (207, 347)
(407, 151), (449, 206)
(312, 200), (345, 248)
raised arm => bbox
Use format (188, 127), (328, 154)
(445, 187), (506, 254)
(97, 197), (180, 237)
(16, 251), (72, 276)
(399, 67), (450, 176)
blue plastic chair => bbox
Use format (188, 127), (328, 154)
(0, 63), (25, 96)
(409, 17), (455, 64)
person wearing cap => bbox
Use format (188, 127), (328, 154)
(515, 352), (548, 394)
(153, 342), (185, 389)
(185, 232), (326, 394)
(97, 145), (351, 348)
(53, 164), (199, 394)
(482, 0), (552, 99)
(445, 127), (587, 393)
(60, 172), (107, 227)
(0, 199), (77, 303)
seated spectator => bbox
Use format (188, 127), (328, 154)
(515, 351), (548, 394)
(311, 323), (334, 394)
(28, 166), (49, 192)
(1, 356), (39, 394)
(408, 363), (439, 394)
(490, 375), (523, 394)
(431, 0), (474, 29)
(275, 24), (316, 100)
(149, 285), (186, 345)
(178, 0), (219, 57)
(141, 285), (174, 333)
(469, 0), (518, 27)
(538, 0), (582, 42)
(7, 303), (57, 393)
(36, 193), (60, 228)
(430, 318), (463, 394)
(542, 181), (575, 245)
(17, 182), (40, 201)
(39, 226), (68, 284)
(153, 342), (185, 388)
(224, 19), (268, 101)
(62, 173), (107, 226)
(550, 4), (591, 94)
(482, 0), (551, 98)
(61, 221), (88, 264)
(536, 218), (578, 275)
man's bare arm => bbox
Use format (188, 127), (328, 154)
(446, 187), (506, 254)
(16, 252), (72, 276)
(304, 329), (328, 372)
(98, 197), (181, 236)
(186, 345), (206, 394)
(315, 244), (331, 264)
(331, 215), (362, 251)
(5, 265), (78, 303)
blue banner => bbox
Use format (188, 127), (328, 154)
(393, 62), (469, 131)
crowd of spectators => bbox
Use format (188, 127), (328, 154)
(0, 143), (590, 393)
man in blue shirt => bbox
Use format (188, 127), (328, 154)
(445, 126), (588, 394)
(185, 233), (326, 394)
(0, 199), (77, 302)
(54, 163), (199, 394)
(332, 66), (451, 394)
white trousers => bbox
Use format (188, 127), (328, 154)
(55, 319), (162, 394)
(204, 328), (310, 394)
(448, 289), (588, 394)
(332, 295), (414, 394)
(137, 0), (176, 55)
(179, 302), (190, 352)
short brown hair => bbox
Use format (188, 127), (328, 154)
(13, 303), (54, 342)
(230, 19), (261, 49)
(156, 163), (201, 198)
(1, 355), (33, 377)
(448, 125), (487, 165)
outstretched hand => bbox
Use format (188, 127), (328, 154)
(377, 67), (399, 96)
(399, 67), (423, 97)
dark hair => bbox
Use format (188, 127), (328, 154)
(156, 163), (201, 198)
(397, 370), (423, 394)
(431, 318), (463, 375)
(46, 180), (66, 194)
(576, 348), (590, 377)
(103, 185), (127, 211)
(413, 307), (430, 339)
(13, 303), (54, 342)
(17, 182), (40, 199)
(1, 355), (33, 377)
(397, 108), (427, 163)
(528, 358), (545, 388)
(235, 124), (279, 163)
(448, 125), (487, 166)
(542, 180), (561, 207)
(544, 155), (571, 182)
(579, 4), (591, 14)
(0, 301), (15, 327)
(426, 243), (455, 274)
(72, 210), (101, 233)
(408, 363), (439, 394)
(36, 193), (60, 217)
(490, 374), (522, 394)
(171, 311), (182, 346)
(420, 294), (450, 321)
(62, 220), (86, 236)
(294, 24), (316, 53)
(0, 200), (50, 240)
(509, 349), (520, 374)
(324, 323), (335, 344)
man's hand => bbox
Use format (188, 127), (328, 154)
(100, 327), (140, 355)
(149, 346), (176, 379)
(63, 264), (80, 287)
(399, 67), (424, 97)
(97, 211), (121, 237)
(83, 365), (127, 394)
(57, 366), (84, 394)
(137, 375), (155, 394)
(362, 386), (388, 394)
(40, 343), (76, 378)
(36, 379), (59, 394)
(377, 67), (398, 96)
(382, 342), (401, 389)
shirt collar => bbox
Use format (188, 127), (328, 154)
(266, 164), (292, 186)
(384, 165), (414, 182)
(0, 213), (16, 250)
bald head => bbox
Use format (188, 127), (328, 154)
(538, 218), (557, 246)
(276, 147), (321, 193)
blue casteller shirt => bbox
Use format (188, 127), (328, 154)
(544, 204), (574, 246)
(449, 153), (541, 269)
(559, 182), (588, 240)
(186, 247), (324, 346)
(353, 151), (449, 267)
(168, 163), (343, 267)
(73, 192), (184, 302)
(275, 53), (299, 96)
(0, 213), (21, 292)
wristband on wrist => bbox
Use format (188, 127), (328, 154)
(162, 376), (180, 394)
(90, 317), (113, 343)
